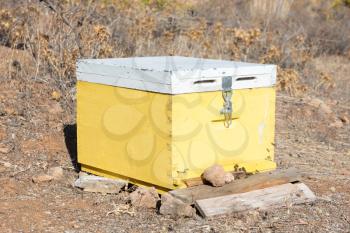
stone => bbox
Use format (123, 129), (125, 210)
(0, 128), (6, 141)
(48, 167), (64, 180)
(0, 161), (10, 173)
(307, 97), (332, 114)
(224, 172), (235, 184)
(340, 115), (349, 124)
(202, 164), (227, 187)
(32, 174), (54, 183)
(319, 103), (332, 115)
(130, 187), (159, 209)
(330, 119), (343, 128)
(308, 97), (323, 108)
(74, 173), (127, 194)
(78, 171), (89, 177)
(1, 161), (12, 168)
(48, 102), (63, 114)
(4, 107), (17, 115)
(160, 193), (195, 217)
(0, 144), (10, 154)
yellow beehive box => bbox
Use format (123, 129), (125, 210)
(77, 56), (276, 191)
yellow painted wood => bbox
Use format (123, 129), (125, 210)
(77, 81), (276, 191)
(171, 88), (276, 187)
(77, 81), (173, 189)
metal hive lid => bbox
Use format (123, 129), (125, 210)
(77, 56), (276, 94)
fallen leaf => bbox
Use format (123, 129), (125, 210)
(51, 91), (61, 101)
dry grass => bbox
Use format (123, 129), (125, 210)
(249, 0), (293, 19)
(0, 0), (349, 108)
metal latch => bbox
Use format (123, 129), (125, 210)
(220, 76), (233, 128)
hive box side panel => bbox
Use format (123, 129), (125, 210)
(77, 81), (174, 189)
(171, 87), (276, 183)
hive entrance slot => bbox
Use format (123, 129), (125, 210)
(236, 76), (256, 81)
(193, 79), (216, 84)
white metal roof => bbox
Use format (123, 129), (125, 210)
(77, 56), (276, 94)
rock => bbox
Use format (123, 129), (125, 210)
(159, 193), (195, 217)
(340, 115), (349, 124)
(319, 103), (332, 115)
(330, 186), (336, 192)
(330, 119), (343, 128)
(202, 164), (235, 187)
(31, 167), (63, 183)
(224, 172), (235, 184)
(0, 144), (10, 154)
(0, 128), (6, 141)
(0, 161), (10, 173)
(297, 219), (308, 225)
(202, 164), (226, 187)
(32, 174), (54, 183)
(1, 161), (12, 168)
(339, 169), (350, 176)
(306, 97), (332, 114)
(48, 102), (63, 114)
(74, 173), (127, 194)
(78, 171), (89, 177)
(130, 187), (159, 209)
(4, 107), (17, 115)
(308, 97), (323, 108)
(48, 167), (64, 180)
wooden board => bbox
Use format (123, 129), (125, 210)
(170, 168), (300, 204)
(195, 182), (316, 218)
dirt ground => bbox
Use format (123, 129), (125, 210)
(0, 46), (349, 232)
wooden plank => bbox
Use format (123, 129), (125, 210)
(183, 177), (204, 187)
(171, 168), (300, 204)
(195, 182), (316, 218)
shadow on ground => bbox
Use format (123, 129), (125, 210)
(63, 124), (80, 172)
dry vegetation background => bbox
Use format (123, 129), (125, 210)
(0, 0), (350, 232)
(1, 0), (349, 106)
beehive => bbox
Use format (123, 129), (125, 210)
(77, 56), (276, 191)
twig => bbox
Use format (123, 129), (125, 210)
(40, 0), (72, 29)
(39, 0), (84, 57)
(10, 165), (32, 177)
(106, 202), (135, 217)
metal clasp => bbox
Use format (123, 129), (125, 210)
(220, 76), (233, 128)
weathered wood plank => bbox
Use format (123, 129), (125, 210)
(183, 177), (204, 187)
(171, 168), (300, 204)
(195, 182), (316, 218)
